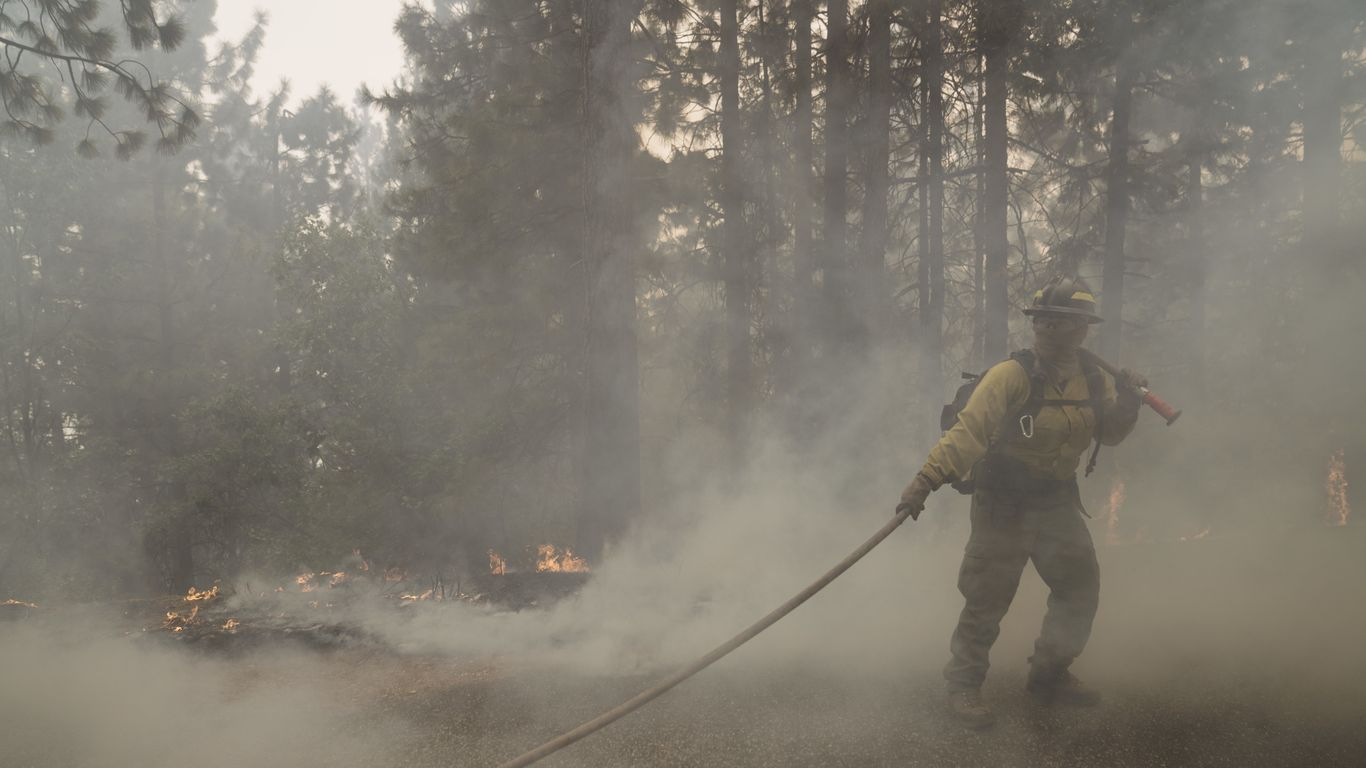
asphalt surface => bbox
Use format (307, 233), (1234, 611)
(375, 657), (1365, 768)
(5, 608), (1365, 768)
(5, 526), (1364, 767)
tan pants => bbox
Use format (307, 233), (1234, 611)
(943, 483), (1100, 692)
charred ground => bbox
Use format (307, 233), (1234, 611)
(4, 518), (1363, 767)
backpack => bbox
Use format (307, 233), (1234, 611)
(940, 350), (1106, 494)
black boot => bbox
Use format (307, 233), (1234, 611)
(946, 688), (996, 729)
(1026, 669), (1102, 707)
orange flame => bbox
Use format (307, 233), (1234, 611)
(401, 589), (435, 602)
(1179, 526), (1212, 542)
(185, 585), (219, 602)
(535, 545), (589, 573)
(163, 605), (200, 632)
(222, 618), (240, 631)
(2, 599), (37, 609)
(296, 573), (317, 593)
(328, 572), (349, 588)
(1105, 478), (1126, 546)
(488, 550), (508, 575)
(1327, 449), (1350, 526)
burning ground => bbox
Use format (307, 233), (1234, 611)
(3, 470), (1365, 768)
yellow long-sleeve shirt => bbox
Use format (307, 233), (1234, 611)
(919, 352), (1138, 488)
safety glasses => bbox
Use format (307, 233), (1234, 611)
(1031, 315), (1087, 331)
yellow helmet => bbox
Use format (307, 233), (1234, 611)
(1022, 276), (1104, 323)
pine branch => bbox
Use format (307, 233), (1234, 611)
(0, 0), (198, 155)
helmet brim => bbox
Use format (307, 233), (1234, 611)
(1023, 306), (1104, 324)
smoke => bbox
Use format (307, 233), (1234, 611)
(3, 348), (1364, 765)
(298, 330), (1366, 701)
(2, 0), (1364, 764)
(293, 288), (1366, 759)
(0, 614), (413, 768)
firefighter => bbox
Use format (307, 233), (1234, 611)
(899, 276), (1148, 728)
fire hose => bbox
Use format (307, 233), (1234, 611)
(495, 506), (917, 768)
(495, 359), (1181, 768)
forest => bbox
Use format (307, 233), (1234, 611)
(1, 0), (1362, 601)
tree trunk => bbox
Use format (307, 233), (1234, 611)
(920, 0), (945, 390)
(860, 0), (892, 347)
(1299, 8), (1354, 471)
(720, 0), (750, 458)
(1099, 56), (1135, 361)
(1186, 141), (1205, 397)
(578, 0), (643, 562)
(271, 120), (292, 394)
(4, 226), (30, 487)
(980, 1), (1013, 363)
(822, 0), (851, 349)
(792, 0), (815, 365)
(972, 52), (986, 368)
(918, 73), (930, 356)
(153, 163), (194, 593)
(1301, 19), (1345, 276)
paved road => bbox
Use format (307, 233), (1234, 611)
(4, 614), (1365, 768)
(5, 525), (1365, 767)
(370, 654), (1364, 768)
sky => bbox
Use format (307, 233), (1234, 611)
(213, 0), (412, 104)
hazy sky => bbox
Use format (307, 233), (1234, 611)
(214, 1), (411, 104)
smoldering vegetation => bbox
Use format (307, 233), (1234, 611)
(3, 440), (1364, 766)
(2, 0), (1366, 766)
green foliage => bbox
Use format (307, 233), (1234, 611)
(1, 0), (1364, 600)
(161, 389), (315, 574)
(0, 0), (198, 154)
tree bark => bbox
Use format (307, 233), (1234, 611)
(1301, 18), (1345, 276)
(822, 0), (851, 349)
(791, 0), (816, 379)
(920, 0), (945, 389)
(1298, 7), (1354, 470)
(918, 72), (930, 357)
(271, 119), (292, 394)
(720, 0), (750, 458)
(578, 0), (643, 562)
(860, 0), (892, 347)
(1099, 55), (1134, 361)
(1186, 140), (1205, 397)
(5, 226), (31, 486)
(972, 52), (986, 368)
(153, 162), (194, 593)
(980, 1), (1013, 363)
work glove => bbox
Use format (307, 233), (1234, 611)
(897, 473), (936, 521)
(1117, 368), (1148, 412)
(1118, 368), (1149, 391)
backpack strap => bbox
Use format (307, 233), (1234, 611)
(1006, 349), (1107, 477)
(1081, 356), (1106, 477)
(981, 350), (1034, 445)
(1009, 349), (1046, 418)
